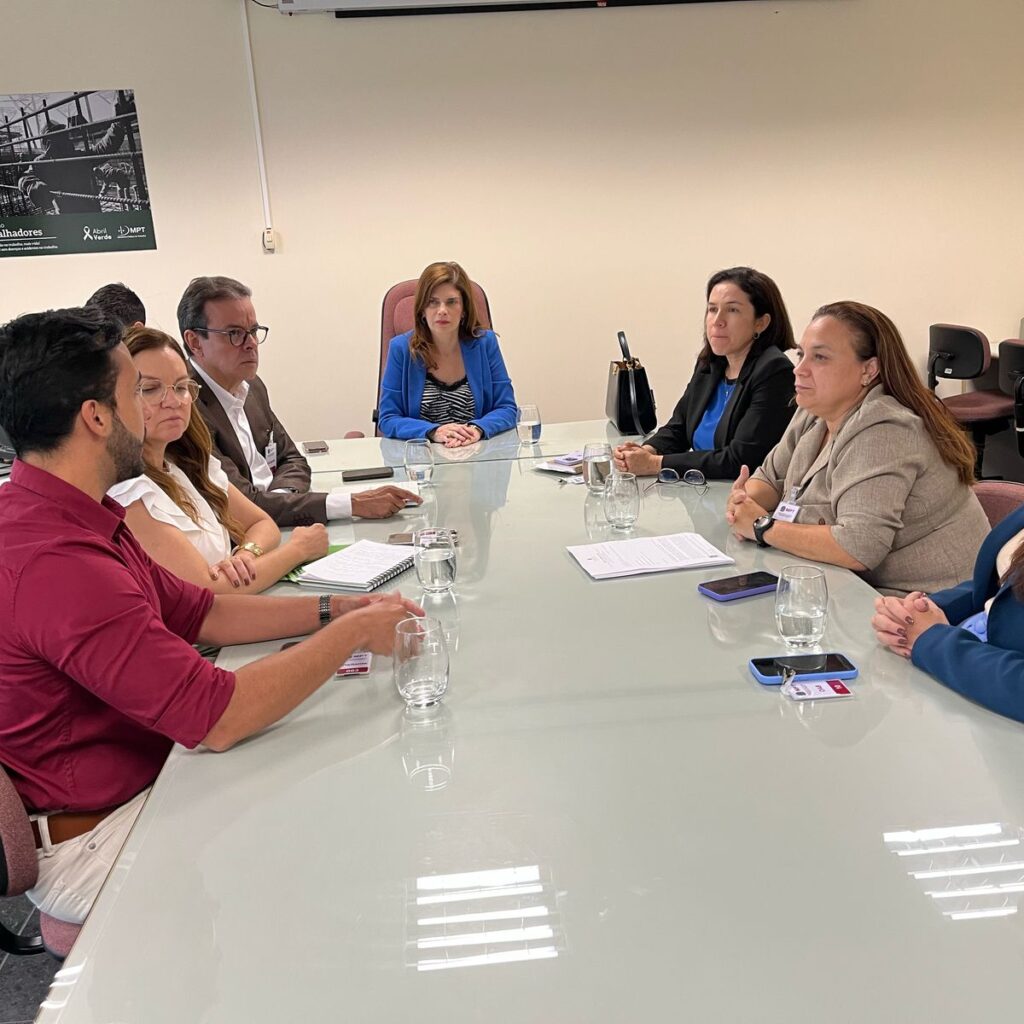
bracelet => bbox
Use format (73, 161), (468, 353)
(233, 541), (264, 558)
(318, 594), (332, 628)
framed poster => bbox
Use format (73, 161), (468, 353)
(0, 89), (156, 258)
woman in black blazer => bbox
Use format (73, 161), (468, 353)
(614, 267), (796, 479)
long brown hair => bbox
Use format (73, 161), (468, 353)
(811, 302), (976, 486)
(123, 326), (244, 543)
(408, 261), (484, 370)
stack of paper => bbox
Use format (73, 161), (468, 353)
(291, 539), (413, 592)
(567, 533), (733, 580)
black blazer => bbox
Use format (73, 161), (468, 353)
(190, 370), (327, 527)
(646, 345), (795, 479)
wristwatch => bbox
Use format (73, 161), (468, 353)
(233, 541), (264, 558)
(753, 514), (775, 548)
(319, 594), (332, 628)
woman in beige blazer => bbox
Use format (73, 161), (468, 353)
(726, 301), (989, 594)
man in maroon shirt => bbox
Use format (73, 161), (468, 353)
(0, 307), (421, 926)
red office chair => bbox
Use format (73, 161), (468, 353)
(974, 481), (1024, 529)
(928, 324), (1014, 478)
(0, 765), (81, 960)
(373, 278), (493, 437)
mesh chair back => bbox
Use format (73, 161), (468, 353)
(974, 481), (1024, 528)
(375, 279), (493, 435)
(0, 765), (37, 897)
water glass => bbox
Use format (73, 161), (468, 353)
(404, 438), (435, 485)
(775, 565), (828, 647)
(582, 441), (613, 493)
(393, 616), (449, 709)
(516, 404), (542, 443)
(604, 472), (640, 531)
(413, 529), (457, 593)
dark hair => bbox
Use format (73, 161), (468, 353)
(409, 262), (483, 370)
(811, 301), (976, 486)
(697, 267), (795, 366)
(176, 276), (251, 340)
(123, 326), (244, 543)
(0, 306), (123, 457)
(86, 282), (146, 331)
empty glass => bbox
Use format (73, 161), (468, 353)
(413, 529), (457, 593)
(404, 438), (435, 485)
(582, 441), (613, 493)
(516, 404), (542, 443)
(394, 616), (449, 709)
(775, 565), (828, 647)
(604, 472), (640, 531)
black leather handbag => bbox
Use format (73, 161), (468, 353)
(606, 331), (657, 435)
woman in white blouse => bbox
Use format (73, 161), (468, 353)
(109, 327), (328, 592)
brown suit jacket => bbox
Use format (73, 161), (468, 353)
(190, 369), (327, 527)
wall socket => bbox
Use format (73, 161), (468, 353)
(262, 227), (276, 253)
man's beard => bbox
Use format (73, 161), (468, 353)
(107, 411), (145, 483)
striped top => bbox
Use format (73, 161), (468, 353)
(420, 372), (476, 425)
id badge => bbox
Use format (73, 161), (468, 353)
(773, 501), (800, 522)
(265, 441), (278, 471)
(784, 679), (853, 701)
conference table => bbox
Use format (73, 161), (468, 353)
(38, 423), (1024, 1021)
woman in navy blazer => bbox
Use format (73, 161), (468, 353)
(377, 262), (517, 446)
(873, 504), (1024, 722)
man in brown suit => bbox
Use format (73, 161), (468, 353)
(178, 276), (416, 528)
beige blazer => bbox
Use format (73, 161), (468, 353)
(752, 386), (990, 594)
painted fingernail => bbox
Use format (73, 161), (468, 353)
(905, 617), (914, 624)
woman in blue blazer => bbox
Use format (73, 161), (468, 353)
(872, 504), (1024, 722)
(377, 262), (518, 446)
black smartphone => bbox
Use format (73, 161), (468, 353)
(697, 571), (779, 602)
(302, 440), (329, 455)
(748, 653), (857, 684)
(341, 466), (395, 482)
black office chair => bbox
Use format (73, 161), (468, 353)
(928, 324), (1013, 478)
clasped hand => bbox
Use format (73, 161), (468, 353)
(432, 423), (483, 448)
(613, 442), (662, 476)
(724, 465), (766, 541)
(872, 592), (948, 658)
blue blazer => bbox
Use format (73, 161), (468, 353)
(913, 505), (1024, 722)
(377, 330), (518, 441)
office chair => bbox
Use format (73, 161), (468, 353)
(374, 279), (493, 437)
(0, 764), (81, 959)
(928, 324), (1013, 478)
(974, 481), (1024, 528)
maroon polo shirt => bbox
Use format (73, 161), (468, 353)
(0, 461), (236, 813)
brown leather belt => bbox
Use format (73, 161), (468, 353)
(32, 809), (113, 849)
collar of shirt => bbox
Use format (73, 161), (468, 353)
(190, 359), (249, 409)
(7, 460), (127, 541)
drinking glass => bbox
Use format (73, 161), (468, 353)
(393, 616), (449, 709)
(604, 472), (640, 531)
(413, 529), (457, 593)
(516, 404), (542, 443)
(775, 565), (828, 647)
(582, 441), (613, 493)
(404, 438), (435, 485)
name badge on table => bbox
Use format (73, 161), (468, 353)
(773, 501), (800, 522)
(265, 441), (278, 471)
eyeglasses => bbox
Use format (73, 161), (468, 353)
(642, 467), (708, 496)
(198, 325), (269, 347)
(138, 379), (202, 405)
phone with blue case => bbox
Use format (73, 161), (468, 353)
(749, 653), (857, 686)
(698, 571), (778, 602)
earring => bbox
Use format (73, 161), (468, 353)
(752, 331), (761, 341)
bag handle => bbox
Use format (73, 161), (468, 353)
(616, 330), (633, 363)
(617, 331), (644, 436)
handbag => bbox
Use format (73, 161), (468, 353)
(605, 331), (657, 435)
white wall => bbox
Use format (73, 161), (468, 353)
(2, 0), (1023, 440)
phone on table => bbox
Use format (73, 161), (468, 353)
(748, 653), (857, 686)
(698, 571), (779, 602)
(388, 530), (459, 545)
(302, 440), (330, 455)
(280, 641), (372, 676)
(341, 466), (395, 482)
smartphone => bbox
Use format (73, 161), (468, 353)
(302, 440), (330, 455)
(698, 571), (779, 602)
(388, 530), (458, 545)
(748, 653), (858, 686)
(341, 466), (395, 482)
(280, 641), (372, 676)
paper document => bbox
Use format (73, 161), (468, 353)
(567, 532), (734, 580)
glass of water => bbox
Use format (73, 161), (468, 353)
(582, 441), (613, 493)
(413, 529), (457, 593)
(516, 404), (542, 443)
(404, 438), (435, 485)
(604, 472), (640, 531)
(393, 616), (449, 709)
(775, 565), (828, 647)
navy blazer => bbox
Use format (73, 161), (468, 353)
(914, 505), (1024, 722)
(645, 345), (795, 479)
(377, 331), (517, 440)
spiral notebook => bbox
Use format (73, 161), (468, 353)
(291, 539), (413, 592)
